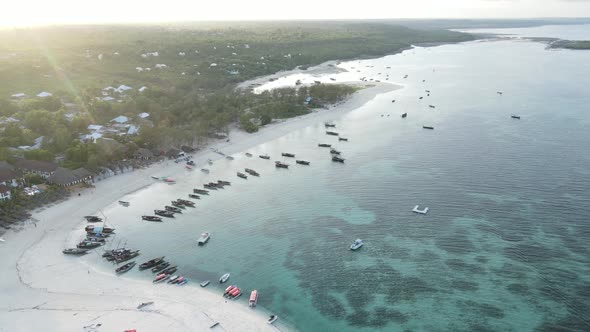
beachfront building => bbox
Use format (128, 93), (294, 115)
(47, 167), (94, 187)
(0, 185), (11, 201)
(14, 159), (59, 179)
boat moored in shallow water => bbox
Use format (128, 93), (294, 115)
(115, 261), (136, 274)
(296, 160), (310, 165)
(198, 232), (210, 245)
(219, 273), (230, 283)
(318, 143), (331, 147)
(259, 154), (271, 159)
(200, 280), (210, 287)
(281, 153), (295, 158)
(237, 172), (248, 179)
(412, 205), (429, 214)
(511, 115), (521, 119)
(332, 156), (345, 163)
(63, 248), (89, 255)
(350, 239), (364, 250)
(268, 315), (278, 324)
(249, 290), (258, 307)
(142, 215), (163, 222)
(275, 161), (289, 168)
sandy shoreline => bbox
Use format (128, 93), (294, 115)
(0, 80), (401, 331)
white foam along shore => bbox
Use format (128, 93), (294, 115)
(0, 75), (401, 331)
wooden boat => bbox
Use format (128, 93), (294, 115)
(419, 96), (423, 99)
(154, 210), (175, 218)
(85, 236), (106, 243)
(200, 280), (210, 287)
(171, 200), (186, 208)
(511, 115), (521, 119)
(177, 278), (188, 285)
(219, 273), (230, 283)
(217, 180), (231, 186)
(259, 154), (270, 160)
(275, 161), (289, 169)
(226, 156), (234, 160)
(151, 176), (160, 180)
(245, 152), (253, 157)
(330, 149), (341, 155)
(318, 143), (331, 147)
(245, 168), (260, 176)
(267, 315), (278, 324)
(332, 156), (345, 163)
(142, 215), (163, 222)
(62, 248), (89, 255)
(140, 256), (165, 270)
(165, 205), (183, 213)
(497, 91), (503, 95)
(324, 123), (336, 128)
(401, 113), (407, 118)
(237, 172), (248, 179)
(118, 200), (130, 206)
(177, 199), (195, 207)
(326, 131), (339, 136)
(198, 232), (210, 245)
(77, 241), (104, 249)
(167, 275), (180, 284)
(296, 160), (310, 165)
(151, 261), (170, 273)
(116, 261), (136, 274)
(281, 153), (295, 158)
(193, 188), (209, 195)
(161, 266), (177, 275)
(204, 183), (218, 190)
(114, 250), (140, 263)
(153, 273), (170, 283)
(84, 216), (102, 223)
(85, 225), (114, 233)
(249, 290), (258, 307)
(137, 302), (154, 309)
(201, 168), (210, 173)
(422, 126), (434, 130)
(339, 137), (348, 142)
(429, 105), (436, 109)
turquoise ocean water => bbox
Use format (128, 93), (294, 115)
(86, 27), (590, 331)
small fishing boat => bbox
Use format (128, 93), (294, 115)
(339, 137), (348, 142)
(77, 241), (104, 249)
(226, 156), (234, 160)
(198, 232), (210, 245)
(208, 160), (214, 165)
(350, 239), (364, 251)
(62, 248), (89, 255)
(165, 205), (183, 213)
(167, 275), (180, 284)
(116, 261), (136, 274)
(391, 99), (396, 103)
(217, 180), (231, 186)
(151, 176), (160, 180)
(281, 153), (295, 158)
(151, 262), (170, 273)
(177, 278), (188, 285)
(189, 194), (201, 200)
(259, 154), (271, 160)
(275, 161), (289, 169)
(422, 126), (434, 130)
(200, 280), (210, 287)
(429, 105), (436, 109)
(178, 199), (195, 207)
(161, 266), (177, 275)
(154, 210), (175, 218)
(326, 131), (339, 136)
(187, 160), (195, 166)
(185, 165), (193, 170)
(412, 205), (429, 214)
(153, 273), (169, 283)
(245, 168), (260, 176)
(401, 113), (407, 118)
(193, 189), (209, 195)
(137, 302), (154, 309)
(118, 200), (130, 206)
(114, 250), (140, 263)
(332, 156), (345, 163)
(201, 168), (210, 173)
(318, 143), (331, 147)
(140, 256), (165, 270)
(85, 236), (106, 243)
(267, 315), (278, 325)
(324, 123), (336, 128)
(511, 115), (521, 119)
(170, 200), (186, 208)
(249, 290), (258, 307)
(142, 215), (163, 222)
(330, 148), (341, 155)
(204, 183), (218, 190)
(219, 273), (230, 283)
(237, 172), (248, 179)
(84, 216), (102, 223)
(497, 91), (503, 95)
(419, 96), (424, 100)
(296, 160), (310, 165)
(245, 152), (253, 157)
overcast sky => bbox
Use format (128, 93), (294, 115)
(2, 0), (590, 26)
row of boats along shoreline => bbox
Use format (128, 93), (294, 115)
(60, 121), (355, 326)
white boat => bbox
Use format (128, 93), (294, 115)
(197, 232), (210, 245)
(249, 290), (258, 307)
(267, 315), (278, 324)
(350, 239), (363, 250)
(200, 280), (210, 287)
(219, 273), (230, 283)
(412, 205), (429, 214)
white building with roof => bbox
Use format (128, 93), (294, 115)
(36, 92), (52, 98)
(111, 116), (129, 124)
(138, 112), (150, 119)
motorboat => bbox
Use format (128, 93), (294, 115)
(281, 153), (295, 158)
(200, 280), (210, 287)
(76, 241), (104, 249)
(226, 156), (234, 160)
(140, 256), (165, 270)
(201, 168), (210, 173)
(177, 199), (195, 207)
(151, 262), (170, 273)
(339, 137), (348, 142)
(62, 248), (89, 255)
(237, 172), (248, 179)
(330, 148), (341, 155)
(412, 205), (429, 214)
(177, 278), (188, 285)
(296, 160), (310, 165)
(511, 115), (521, 119)
(167, 275), (180, 284)
(332, 156), (345, 163)
(219, 273), (230, 283)
(217, 180), (231, 186)
(193, 189), (209, 195)
(165, 205), (183, 213)
(198, 232), (210, 245)
(153, 273), (170, 283)
(154, 210), (175, 218)
(429, 105), (436, 108)
(350, 239), (364, 250)
(259, 154), (271, 160)
(84, 216), (102, 223)
(151, 176), (160, 180)
(142, 215), (163, 222)
(245, 168), (260, 176)
(267, 315), (278, 325)
(422, 126), (434, 130)
(318, 143), (331, 147)
(324, 123), (336, 128)
(137, 302), (153, 309)
(326, 131), (339, 136)
(249, 290), (258, 307)
(118, 201), (130, 206)
(116, 261), (136, 274)
(401, 113), (407, 118)
(245, 152), (253, 157)
(275, 161), (289, 168)
(161, 266), (178, 275)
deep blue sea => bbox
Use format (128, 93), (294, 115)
(87, 26), (590, 331)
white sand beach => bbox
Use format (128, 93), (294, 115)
(0, 81), (400, 332)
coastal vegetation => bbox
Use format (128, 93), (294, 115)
(549, 39), (590, 50)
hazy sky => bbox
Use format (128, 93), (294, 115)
(2, 0), (590, 26)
